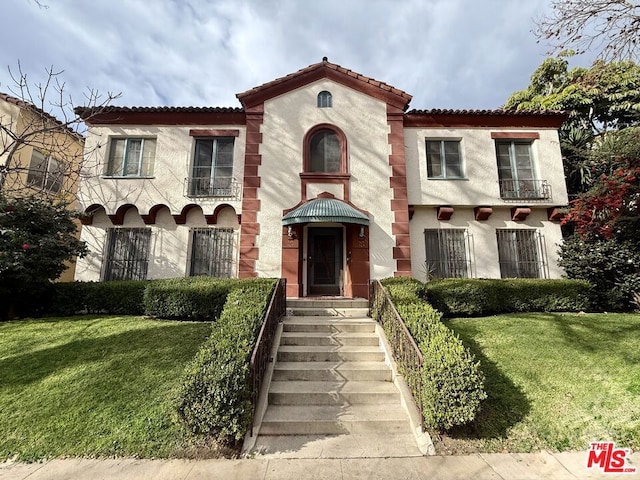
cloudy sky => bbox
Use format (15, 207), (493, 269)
(0, 0), (597, 112)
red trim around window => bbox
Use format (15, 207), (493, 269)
(302, 124), (348, 174)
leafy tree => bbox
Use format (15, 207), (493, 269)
(558, 128), (640, 310)
(0, 194), (87, 319)
(505, 54), (640, 133)
(534, 0), (640, 62)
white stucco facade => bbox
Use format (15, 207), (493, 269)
(74, 60), (569, 296)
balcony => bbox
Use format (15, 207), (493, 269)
(499, 179), (551, 201)
(184, 176), (240, 199)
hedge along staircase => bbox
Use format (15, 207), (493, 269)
(246, 298), (431, 458)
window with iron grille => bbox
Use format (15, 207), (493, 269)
(189, 228), (235, 277)
(103, 228), (151, 281)
(106, 138), (156, 177)
(424, 229), (472, 278)
(496, 229), (546, 278)
(189, 138), (234, 196)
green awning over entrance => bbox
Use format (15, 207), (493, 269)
(282, 198), (369, 226)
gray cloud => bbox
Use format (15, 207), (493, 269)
(0, 0), (598, 111)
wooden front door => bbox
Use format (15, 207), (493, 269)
(307, 227), (343, 296)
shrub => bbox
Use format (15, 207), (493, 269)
(143, 277), (235, 321)
(426, 278), (592, 317)
(377, 278), (486, 431)
(84, 280), (147, 315)
(177, 278), (276, 444)
(48, 282), (91, 316)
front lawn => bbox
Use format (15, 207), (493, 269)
(0, 316), (211, 461)
(443, 313), (640, 454)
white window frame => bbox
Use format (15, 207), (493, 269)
(189, 137), (235, 197)
(26, 150), (64, 193)
(105, 137), (156, 177)
(425, 139), (464, 179)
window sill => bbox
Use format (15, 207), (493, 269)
(300, 173), (351, 180)
(426, 177), (468, 181)
(102, 176), (156, 180)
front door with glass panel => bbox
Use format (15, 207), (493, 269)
(307, 227), (343, 296)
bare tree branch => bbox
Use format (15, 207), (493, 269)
(0, 63), (121, 201)
(534, 0), (640, 61)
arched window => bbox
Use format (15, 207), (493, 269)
(317, 91), (332, 108)
(309, 129), (341, 172)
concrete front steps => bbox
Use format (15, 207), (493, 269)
(248, 299), (425, 458)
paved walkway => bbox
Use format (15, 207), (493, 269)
(2, 451), (638, 480)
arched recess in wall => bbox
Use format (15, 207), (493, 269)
(303, 124), (348, 174)
(141, 204), (172, 225)
(81, 204), (107, 225)
(173, 204), (207, 225)
(212, 204), (240, 228)
(108, 204), (143, 226)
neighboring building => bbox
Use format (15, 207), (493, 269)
(0, 92), (84, 282)
(74, 59), (568, 298)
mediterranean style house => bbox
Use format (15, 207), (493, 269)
(1, 92), (84, 282)
(74, 59), (568, 298)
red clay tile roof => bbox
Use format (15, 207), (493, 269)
(236, 58), (413, 110)
(1, 91), (84, 140)
(406, 108), (566, 116)
(74, 105), (243, 117)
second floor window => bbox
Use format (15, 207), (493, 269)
(190, 137), (235, 196)
(496, 141), (542, 199)
(106, 137), (156, 177)
(27, 150), (64, 193)
(426, 140), (463, 179)
(309, 130), (341, 173)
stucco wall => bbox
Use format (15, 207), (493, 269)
(404, 127), (568, 207)
(78, 125), (246, 216)
(256, 79), (396, 279)
(409, 206), (565, 279)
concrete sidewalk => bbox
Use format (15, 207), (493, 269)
(2, 451), (638, 480)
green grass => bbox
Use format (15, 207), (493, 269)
(445, 313), (640, 453)
(0, 315), (211, 461)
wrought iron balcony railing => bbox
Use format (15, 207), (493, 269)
(184, 176), (240, 198)
(499, 179), (551, 200)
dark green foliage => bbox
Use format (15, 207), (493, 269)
(84, 281), (147, 315)
(48, 280), (147, 315)
(0, 194), (87, 320)
(559, 237), (640, 311)
(48, 282), (90, 316)
(177, 278), (276, 444)
(377, 278), (486, 431)
(426, 278), (593, 317)
(143, 277), (235, 321)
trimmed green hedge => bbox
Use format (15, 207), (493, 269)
(49, 280), (147, 316)
(426, 278), (593, 317)
(177, 278), (276, 444)
(377, 277), (486, 431)
(143, 277), (235, 321)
